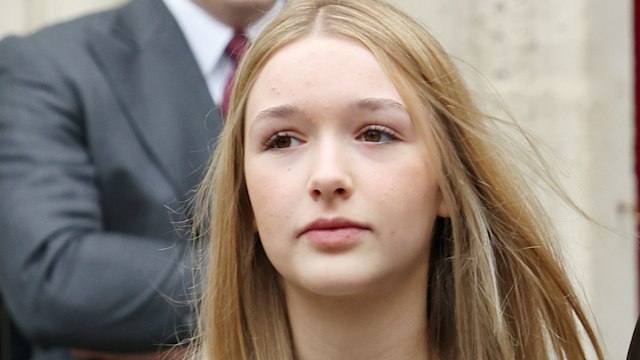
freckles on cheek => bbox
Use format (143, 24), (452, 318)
(373, 162), (437, 221)
(248, 174), (295, 233)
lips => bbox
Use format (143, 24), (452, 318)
(298, 217), (369, 249)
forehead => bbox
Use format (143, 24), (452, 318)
(261, 35), (374, 69)
(246, 34), (405, 115)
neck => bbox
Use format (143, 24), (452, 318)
(285, 273), (429, 360)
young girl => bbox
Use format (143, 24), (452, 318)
(191, 0), (603, 358)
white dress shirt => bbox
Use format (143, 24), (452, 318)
(162, 0), (283, 105)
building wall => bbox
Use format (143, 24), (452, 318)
(392, 1), (637, 358)
(0, 0), (636, 358)
(0, 0), (124, 35)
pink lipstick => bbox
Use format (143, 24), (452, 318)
(298, 217), (369, 249)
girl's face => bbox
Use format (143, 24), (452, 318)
(244, 35), (448, 297)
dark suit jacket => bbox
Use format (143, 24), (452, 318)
(0, 0), (220, 358)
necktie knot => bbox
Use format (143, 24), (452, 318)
(221, 32), (248, 118)
(225, 32), (248, 65)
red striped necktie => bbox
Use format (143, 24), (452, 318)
(221, 32), (248, 118)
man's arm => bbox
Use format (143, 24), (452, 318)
(0, 35), (196, 352)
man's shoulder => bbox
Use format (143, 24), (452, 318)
(10, 5), (120, 45)
(0, 9), (113, 76)
(1, 0), (165, 51)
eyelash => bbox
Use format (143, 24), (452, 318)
(262, 131), (300, 150)
(261, 124), (399, 150)
(357, 125), (399, 143)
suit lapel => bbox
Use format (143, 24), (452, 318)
(89, 0), (221, 198)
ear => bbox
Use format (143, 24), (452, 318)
(436, 188), (450, 218)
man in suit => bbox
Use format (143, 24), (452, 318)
(0, 0), (280, 359)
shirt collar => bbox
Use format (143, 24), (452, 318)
(163, 0), (284, 77)
(163, 0), (232, 77)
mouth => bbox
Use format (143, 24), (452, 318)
(298, 217), (370, 249)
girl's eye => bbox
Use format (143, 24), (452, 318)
(264, 132), (302, 149)
(358, 126), (397, 143)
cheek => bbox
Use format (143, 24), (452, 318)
(370, 160), (440, 239)
(370, 160), (438, 208)
(245, 164), (297, 235)
(245, 165), (297, 276)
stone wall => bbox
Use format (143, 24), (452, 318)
(0, 0), (123, 35)
(0, 0), (636, 358)
(389, 1), (636, 358)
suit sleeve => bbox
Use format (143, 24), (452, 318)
(0, 36), (197, 352)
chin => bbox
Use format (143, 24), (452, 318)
(305, 283), (368, 298)
(291, 270), (381, 298)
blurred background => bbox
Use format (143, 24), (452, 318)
(0, 0), (635, 358)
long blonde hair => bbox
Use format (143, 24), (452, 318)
(191, 0), (603, 359)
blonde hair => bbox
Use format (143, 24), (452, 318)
(191, 0), (603, 359)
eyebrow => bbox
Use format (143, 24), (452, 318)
(355, 97), (408, 112)
(252, 104), (301, 124)
(249, 97), (408, 130)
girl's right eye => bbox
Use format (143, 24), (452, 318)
(263, 132), (303, 150)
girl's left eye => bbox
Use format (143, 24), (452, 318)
(357, 126), (397, 143)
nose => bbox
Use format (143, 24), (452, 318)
(307, 142), (353, 201)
